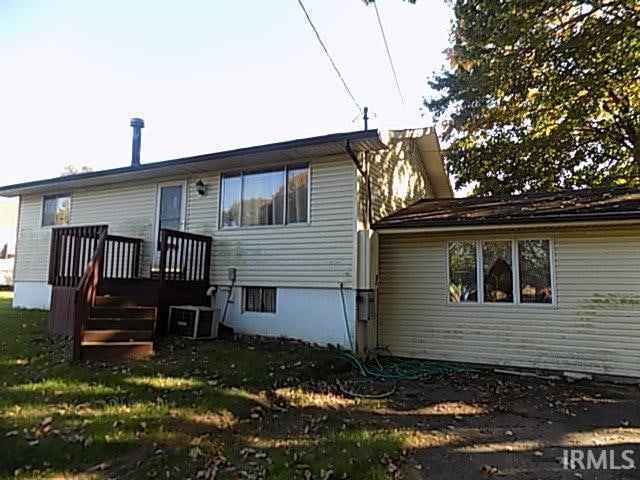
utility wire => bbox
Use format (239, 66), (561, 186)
(373, 1), (406, 110)
(297, 0), (363, 114)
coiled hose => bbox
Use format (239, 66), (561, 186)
(338, 283), (473, 399)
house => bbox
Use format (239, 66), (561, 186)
(373, 188), (640, 379)
(2, 124), (639, 380)
(0, 126), (451, 360)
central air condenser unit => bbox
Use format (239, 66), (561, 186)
(168, 306), (220, 339)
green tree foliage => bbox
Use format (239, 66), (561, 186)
(427, 1), (640, 195)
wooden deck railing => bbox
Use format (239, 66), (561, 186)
(49, 225), (109, 287)
(72, 227), (108, 360)
(158, 229), (212, 284)
(48, 225), (145, 359)
(48, 225), (212, 343)
(103, 234), (142, 279)
(48, 226), (143, 286)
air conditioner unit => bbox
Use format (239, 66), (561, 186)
(168, 305), (220, 339)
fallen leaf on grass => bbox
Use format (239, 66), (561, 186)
(88, 462), (111, 472)
(189, 447), (203, 459)
(481, 464), (498, 475)
(321, 469), (335, 479)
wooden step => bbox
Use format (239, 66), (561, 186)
(95, 295), (156, 307)
(97, 278), (159, 298)
(86, 318), (156, 330)
(80, 341), (154, 360)
(90, 306), (157, 320)
(83, 329), (153, 342)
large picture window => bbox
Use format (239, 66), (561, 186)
(220, 165), (309, 229)
(447, 239), (554, 305)
(42, 194), (71, 226)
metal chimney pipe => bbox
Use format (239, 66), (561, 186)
(130, 118), (144, 167)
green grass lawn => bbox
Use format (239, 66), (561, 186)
(0, 292), (409, 479)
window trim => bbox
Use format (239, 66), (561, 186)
(242, 286), (278, 314)
(41, 193), (72, 227)
(445, 238), (557, 307)
(218, 163), (310, 230)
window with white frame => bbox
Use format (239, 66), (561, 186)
(244, 287), (277, 313)
(447, 239), (554, 305)
(42, 194), (71, 226)
(220, 165), (309, 228)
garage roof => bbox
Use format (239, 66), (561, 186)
(374, 187), (640, 230)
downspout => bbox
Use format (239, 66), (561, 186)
(345, 140), (372, 229)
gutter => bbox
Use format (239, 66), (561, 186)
(0, 129), (383, 197)
(374, 218), (640, 235)
(345, 140), (373, 229)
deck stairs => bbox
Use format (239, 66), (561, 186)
(80, 279), (158, 360)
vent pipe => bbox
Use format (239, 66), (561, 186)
(130, 118), (144, 167)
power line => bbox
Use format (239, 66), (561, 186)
(296, 0), (363, 114)
(372, 1), (406, 110)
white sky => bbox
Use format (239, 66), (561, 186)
(0, 0), (452, 188)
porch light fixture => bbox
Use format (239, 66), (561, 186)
(195, 179), (206, 196)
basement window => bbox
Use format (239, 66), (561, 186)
(220, 164), (309, 228)
(42, 194), (71, 226)
(244, 287), (277, 313)
(447, 239), (555, 305)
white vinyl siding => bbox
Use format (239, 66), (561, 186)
(378, 227), (640, 378)
(72, 182), (160, 273)
(14, 155), (357, 289)
(201, 157), (356, 288)
(361, 138), (434, 226)
(15, 182), (162, 282)
(15, 196), (50, 282)
(354, 138), (434, 289)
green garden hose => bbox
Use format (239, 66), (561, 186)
(338, 283), (474, 398)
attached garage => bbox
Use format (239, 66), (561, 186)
(374, 188), (640, 379)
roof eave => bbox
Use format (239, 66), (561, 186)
(374, 214), (640, 233)
(410, 130), (453, 198)
(0, 129), (386, 197)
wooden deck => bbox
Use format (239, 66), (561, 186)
(47, 226), (212, 360)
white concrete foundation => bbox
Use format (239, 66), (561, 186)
(213, 287), (357, 349)
(13, 281), (51, 310)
